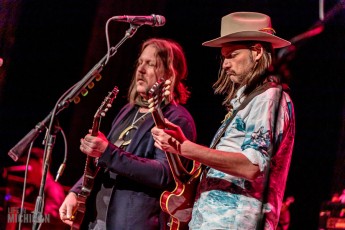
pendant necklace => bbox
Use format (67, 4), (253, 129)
(117, 108), (150, 147)
(132, 109), (150, 127)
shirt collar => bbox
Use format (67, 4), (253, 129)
(230, 85), (247, 110)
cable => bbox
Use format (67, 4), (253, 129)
(104, 17), (115, 65)
(55, 127), (68, 182)
(18, 143), (34, 230)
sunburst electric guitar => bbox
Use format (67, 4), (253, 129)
(148, 79), (202, 230)
(71, 86), (119, 230)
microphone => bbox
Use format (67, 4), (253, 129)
(112, 14), (166, 27)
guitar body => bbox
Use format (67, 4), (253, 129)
(160, 163), (202, 230)
(71, 86), (119, 229)
(71, 158), (100, 230)
(148, 79), (202, 230)
(71, 198), (86, 230)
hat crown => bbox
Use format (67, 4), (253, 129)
(202, 11), (290, 48)
(221, 12), (273, 36)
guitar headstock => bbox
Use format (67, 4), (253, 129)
(94, 86), (119, 119)
(147, 78), (171, 111)
(147, 78), (171, 128)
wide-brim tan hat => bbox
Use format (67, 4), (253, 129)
(203, 12), (291, 48)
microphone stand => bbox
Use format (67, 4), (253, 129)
(6, 23), (141, 230)
(31, 119), (59, 229)
(8, 23), (140, 162)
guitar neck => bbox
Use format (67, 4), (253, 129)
(152, 110), (165, 129)
(81, 116), (101, 193)
(91, 117), (100, 136)
(151, 109), (191, 180)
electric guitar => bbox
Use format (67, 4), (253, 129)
(148, 79), (202, 230)
(71, 86), (119, 230)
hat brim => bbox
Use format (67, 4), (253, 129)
(202, 31), (291, 48)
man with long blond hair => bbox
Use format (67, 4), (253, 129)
(59, 38), (196, 230)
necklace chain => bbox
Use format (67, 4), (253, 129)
(132, 108), (150, 126)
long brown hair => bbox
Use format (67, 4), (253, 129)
(128, 38), (190, 106)
(213, 41), (273, 110)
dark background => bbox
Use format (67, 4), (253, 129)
(1, 0), (345, 229)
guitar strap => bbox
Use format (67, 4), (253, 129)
(210, 81), (280, 149)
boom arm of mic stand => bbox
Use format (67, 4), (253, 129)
(57, 24), (140, 106)
(7, 24), (140, 162)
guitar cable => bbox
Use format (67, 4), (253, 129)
(55, 126), (68, 182)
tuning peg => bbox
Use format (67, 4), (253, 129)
(74, 96), (81, 104)
(81, 88), (88, 96)
(148, 99), (154, 109)
(165, 79), (171, 86)
(95, 73), (102, 81)
(88, 82), (95, 89)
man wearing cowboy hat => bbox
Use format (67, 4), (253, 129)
(151, 12), (295, 229)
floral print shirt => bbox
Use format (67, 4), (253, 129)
(189, 85), (295, 230)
